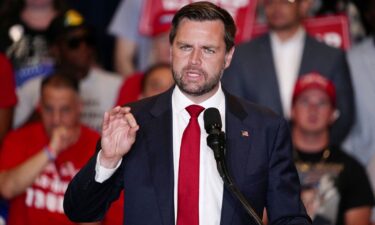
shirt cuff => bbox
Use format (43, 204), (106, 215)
(95, 150), (122, 183)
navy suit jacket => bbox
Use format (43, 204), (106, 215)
(222, 34), (354, 145)
(64, 87), (310, 225)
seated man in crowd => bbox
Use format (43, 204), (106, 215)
(0, 73), (100, 225)
(48, 10), (123, 132)
(14, 9), (123, 132)
(139, 63), (174, 99)
(290, 73), (374, 225)
(115, 62), (174, 105)
(0, 52), (17, 225)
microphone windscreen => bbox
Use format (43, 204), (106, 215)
(204, 107), (222, 134)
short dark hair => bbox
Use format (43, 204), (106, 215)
(41, 71), (79, 94)
(169, 1), (236, 52)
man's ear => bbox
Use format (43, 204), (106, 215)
(224, 47), (235, 69)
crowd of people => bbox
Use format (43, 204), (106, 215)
(0, 0), (375, 225)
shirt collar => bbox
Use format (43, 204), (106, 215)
(270, 26), (306, 46)
(172, 83), (225, 114)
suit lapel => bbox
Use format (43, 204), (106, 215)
(143, 89), (175, 225)
(220, 92), (253, 225)
(298, 35), (313, 76)
(258, 35), (283, 115)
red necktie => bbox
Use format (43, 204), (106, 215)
(177, 105), (205, 225)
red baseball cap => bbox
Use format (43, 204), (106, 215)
(150, 10), (176, 37)
(292, 72), (336, 107)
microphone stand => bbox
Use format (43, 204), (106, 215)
(207, 132), (264, 225)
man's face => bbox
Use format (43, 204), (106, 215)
(291, 88), (335, 134)
(171, 19), (234, 101)
(41, 86), (81, 136)
(142, 67), (174, 98)
(264, 0), (302, 31)
(57, 29), (94, 72)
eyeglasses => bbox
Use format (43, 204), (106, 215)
(65, 35), (94, 49)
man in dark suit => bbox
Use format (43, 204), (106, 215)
(221, 0), (354, 146)
(64, 2), (311, 225)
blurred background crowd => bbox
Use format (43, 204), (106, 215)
(0, 0), (375, 225)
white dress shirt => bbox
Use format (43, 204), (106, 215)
(95, 84), (226, 225)
(270, 27), (305, 118)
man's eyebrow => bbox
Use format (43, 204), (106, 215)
(175, 41), (191, 46)
(176, 41), (218, 48)
(202, 45), (219, 49)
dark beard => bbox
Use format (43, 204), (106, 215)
(172, 67), (222, 96)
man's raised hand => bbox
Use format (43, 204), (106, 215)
(100, 106), (139, 168)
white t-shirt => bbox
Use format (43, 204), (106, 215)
(79, 67), (123, 131)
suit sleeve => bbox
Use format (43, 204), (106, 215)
(63, 143), (124, 222)
(266, 119), (311, 225)
(329, 52), (354, 145)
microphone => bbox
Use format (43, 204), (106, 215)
(204, 108), (263, 225)
(204, 108), (226, 166)
(203, 107), (222, 134)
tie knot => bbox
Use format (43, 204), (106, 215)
(186, 105), (205, 118)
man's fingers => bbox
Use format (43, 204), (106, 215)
(128, 125), (139, 140)
(112, 106), (123, 113)
(124, 112), (138, 128)
(112, 106), (137, 128)
(102, 111), (110, 132)
(105, 106), (125, 130)
(121, 106), (131, 113)
(110, 106), (130, 116)
(102, 106), (138, 138)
